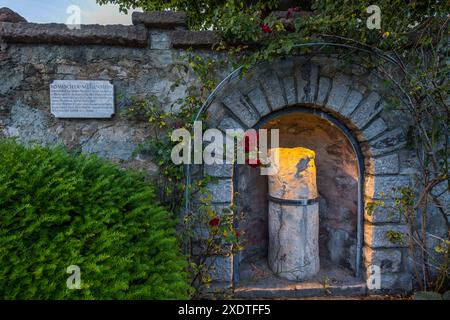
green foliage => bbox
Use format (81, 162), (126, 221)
(0, 140), (191, 299)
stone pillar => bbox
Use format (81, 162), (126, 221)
(268, 147), (320, 281)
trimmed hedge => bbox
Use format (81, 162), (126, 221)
(0, 140), (191, 299)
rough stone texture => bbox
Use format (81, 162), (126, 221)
(327, 74), (352, 111)
(221, 91), (260, 128)
(364, 224), (409, 248)
(0, 7), (27, 23)
(364, 200), (401, 223)
(365, 175), (411, 199)
(350, 92), (383, 129)
(378, 273), (412, 292)
(268, 148), (320, 281)
(246, 87), (271, 117)
(268, 202), (320, 281)
(149, 31), (171, 49)
(268, 147), (318, 199)
(363, 117), (388, 141)
(204, 163), (233, 177)
(316, 76), (332, 106)
(368, 128), (407, 157)
(132, 11), (187, 29)
(340, 89), (364, 116)
(3, 103), (60, 145)
(296, 62), (319, 104)
(0, 22), (148, 47)
(205, 256), (234, 284)
(258, 69), (286, 111)
(205, 179), (233, 204)
(370, 153), (400, 175)
(364, 247), (403, 273)
(171, 30), (220, 48)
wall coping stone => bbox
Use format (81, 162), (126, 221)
(0, 22), (148, 47)
(132, 11), (187, 29)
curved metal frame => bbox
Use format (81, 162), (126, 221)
(184, 42), (411, 284)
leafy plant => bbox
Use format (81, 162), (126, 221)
(0, 140), (191, 299)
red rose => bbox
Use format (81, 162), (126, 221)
(209, 217), (220, 227)
(261, 24), (272, 33)
(236, 230), (241, 237)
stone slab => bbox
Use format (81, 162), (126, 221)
(50, 80), (114, 118)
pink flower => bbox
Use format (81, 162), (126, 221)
(261, 24), (272, 33)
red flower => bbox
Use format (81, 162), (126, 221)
(243, 130), (259, 153)
(209, 217), (220, 227)
(261, 24), (272, 33)
(236, 230), (241, 237)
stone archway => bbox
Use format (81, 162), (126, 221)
(200, 55), (412, 294)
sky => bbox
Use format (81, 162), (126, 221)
(0, 0), (142, 25)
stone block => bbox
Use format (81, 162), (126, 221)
(350, 92), (383, 129)
(364, 247), (403, 273)
(258, 69), (286, 111)
(363, 117), (388, 141)
(132, 11), (187, 29)
(204, 164), (233, 177)
(222, 91), (259, 128)
(246, 87), (271, 117)
(364, 223), (408, 248)
(171, 30), (220, 48)
(315, 76), (332, 106)
(205, 179), (233, 204)
(369, 128), (407, 157)
(365, 174), (411, 199)
(341, 89), (363, 116)
(371, 153), (400, 175)
(327, 74), (352, 111)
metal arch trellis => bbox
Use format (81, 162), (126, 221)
(183, 41), (416, 279)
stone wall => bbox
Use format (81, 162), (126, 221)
(0, 9), (448, 296)
(0, 10), (224, 173)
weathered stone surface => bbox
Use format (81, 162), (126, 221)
(258, 69), (286, 111)
(268, 148), (319, 281)
(366, 174), (411, 199)
(315, 76), (332, 106)
(282, 76), (296, 105)
(0, 7), (27, 23)
(340, 89), (363, 116)
(268, 202), (320, 281)
(0, 22), (148, 47)
(204, 164), (233, 177)
(350, 92), (383, 129)
(132, 11), (187, 29)
(327, 74), (352, 111)
(246, 87), (271, 117)
(80, 125), (138, 160)
(221, 91), (259, 128)
(205, 179), (233, 203)
(205, 256), (233, 283)
(364, 223), (408, 248)
(378, 273), (412, 291)
(296, 62), (319, 103)
(268, 147), (318, 199)
(218, 116), (245, 131)
(3, 103), (59, 145)
(364, 200), (401, 223)
(369, 128), (407, 156)
(171, 30), (220, 48)
(371, 153), (400, 175)
(364, 247), (403, 273)
(363, 117), (388, 141)
(150, 31), (171, 49)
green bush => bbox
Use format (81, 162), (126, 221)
(0, 140), (191, 299)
